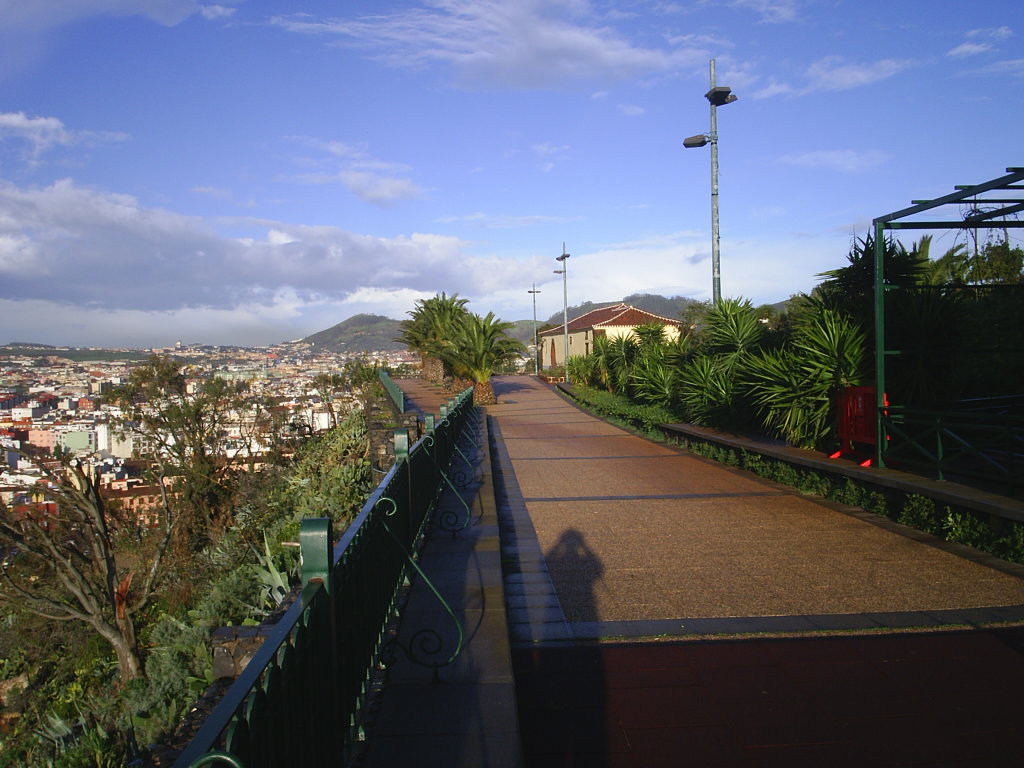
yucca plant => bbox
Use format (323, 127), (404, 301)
(630, 357), (677, 410)
(566, 354), (599, 387)
(676, 354), (740, 426)
(703, 297), (765, 372)
(589, 334), (613, 391)
(605, 335), (639, 395)
(746, 303), (866, 449)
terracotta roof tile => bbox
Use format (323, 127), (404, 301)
(539, 303), (681, 336)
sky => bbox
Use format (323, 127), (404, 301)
(0, 0), (1021, 348)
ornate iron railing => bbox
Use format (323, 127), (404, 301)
(881, 404), (1024, 496)
(377, 369), (406, 413)
(174, 387), (475, 768)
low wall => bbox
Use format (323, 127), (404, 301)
(658, 421), (1024, 525)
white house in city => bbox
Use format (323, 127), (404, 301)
(538, 303), (683, 369)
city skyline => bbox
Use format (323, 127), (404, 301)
(1, 0), (1021, 347)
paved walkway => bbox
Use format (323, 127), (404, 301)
(366, 376), (1024, 767)
(487, 376), (1024, 641)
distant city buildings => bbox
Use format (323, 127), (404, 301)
(0, 341), (417, 527)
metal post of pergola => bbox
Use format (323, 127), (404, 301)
(871, 166), (1024, 470)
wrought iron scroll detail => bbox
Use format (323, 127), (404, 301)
(376, 496), (465, 683)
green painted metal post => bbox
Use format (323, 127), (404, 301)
(874, 220), (887, 469)
(394, 429), (409, 461)
(425, 413), (435, 432)
(300, 518), (333, 592)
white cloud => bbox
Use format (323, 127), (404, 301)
(948, 27), (1012, 58)
(803, 56), (913, 92)
(0, 178), (544, 323)
(728, 0), (799, 24)
(284, 136), (421, 206)
(968, 26), (1013, 41)
(200, 4), (236, 21)
(0, 111), (128, 163)
(271, 1), (707, 89)
(337, 171), (422, 205)
(777, 149), (887, 173)
(617, 104), (645, 116)
(435, 212), (576, 229)
(947, 42), (992, 58)
(532, 142), (570, 156)
(0, 0), (201, 30)
(751, 78), (794, 99)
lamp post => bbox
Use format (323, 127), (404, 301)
(554, 244), (570, 383)
(527, 284), (541, 374)
(683, 58), (737, 306)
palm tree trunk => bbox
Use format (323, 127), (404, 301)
(473, 379), (497, 405)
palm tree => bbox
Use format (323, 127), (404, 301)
(396, 293), (469, 385)
(440, 312), (524, 405)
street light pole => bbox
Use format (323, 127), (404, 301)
(555, 244), (570, 383)
(528, 284), (541, 374)
(683, 58), (737, 306)
(709, 59), (722, 306)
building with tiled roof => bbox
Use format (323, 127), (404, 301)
(538, 303), (682, 369)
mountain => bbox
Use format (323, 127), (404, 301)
(303, 314), (405, 353)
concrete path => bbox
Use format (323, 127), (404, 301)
(367, 376), (1024, 767)
(487, 376), (1024, 641)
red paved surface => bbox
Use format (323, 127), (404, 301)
(514, 628), (1024, 767)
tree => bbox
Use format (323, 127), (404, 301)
(396, 293), (470, 385)
(0, 461), (150, 682)
(815, 233), (930, 323)
(104, 358), (253, 548)
(439, 311), (524, 405)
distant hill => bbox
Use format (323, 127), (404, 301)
(303, 314), (405, 353)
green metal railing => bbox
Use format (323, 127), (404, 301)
(881, 405), (1024, 496)
(174, 388), (476, 768)
(377, 369), (405, 413)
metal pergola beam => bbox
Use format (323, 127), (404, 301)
(870, 166), (1024, 469)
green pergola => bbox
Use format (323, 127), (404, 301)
(871, 166), (1024, 479)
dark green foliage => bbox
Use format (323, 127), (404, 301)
(745, 303), (866, 449)
(566, 386), (676, 438)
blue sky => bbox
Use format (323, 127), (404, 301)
(0, 0), (1021, 347)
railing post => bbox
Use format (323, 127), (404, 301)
(425, 413), (435, 432)
(394, 428), (409, 461)
(300, 518), (333, 592)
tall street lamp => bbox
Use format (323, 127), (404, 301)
(527, 284), (541, 374)
(554, 244), (570, 383)
(683, 58), (737, 306)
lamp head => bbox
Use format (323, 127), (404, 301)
(705, 86), (737, 107)
(683, 134), (709, 149)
